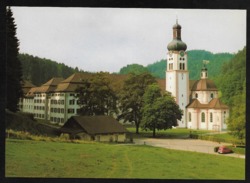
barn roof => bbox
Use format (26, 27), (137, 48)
(21, 80), (36, 95)
(60, 115), (129, 135)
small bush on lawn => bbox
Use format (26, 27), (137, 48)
(214, 146), (219, 152)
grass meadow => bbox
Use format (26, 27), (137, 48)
(126, 127), (210, 139)
(6, 139), (245, 179)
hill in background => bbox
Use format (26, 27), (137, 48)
(19, 50), (234, 86)
(19, 53), (87, 86)
(120, 50), (234, 80)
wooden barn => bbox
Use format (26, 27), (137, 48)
(60, 115), (130, 142)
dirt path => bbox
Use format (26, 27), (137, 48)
(133, 138), (245, 159)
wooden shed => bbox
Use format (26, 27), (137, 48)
(60, 115), (130, 142)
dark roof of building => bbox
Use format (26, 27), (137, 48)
(21, 80), (36, 94)
(33, 77), (63, 93)
(60, 115), (129, 135)
(43, 77), (64, 86)
(187, 98), (229, 109)
(191, 79), (218, 91)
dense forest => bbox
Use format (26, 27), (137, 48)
(120, 50), (234, 80)
(19, 53), (85, 86)
(215, 47), (246, 139)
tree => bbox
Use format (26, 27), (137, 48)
(6, 7), (23, 112)
(142, 84), (182, 137)
(119, 64), (149, 75)
(76, 72), (118, 116)
(118, 72), (156, 134)
(227, 80), (246, 141)
(215, 47), (246, 106)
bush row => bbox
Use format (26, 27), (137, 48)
(189, 134), (245, 145)
(5, 129), (94, 144)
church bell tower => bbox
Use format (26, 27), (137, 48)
(166, 20), (189, 128)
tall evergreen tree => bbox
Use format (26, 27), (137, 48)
(6, 7), (23, 112)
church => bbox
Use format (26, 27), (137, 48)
(18, 20), (229, 132)
(165, 20), (229, 131)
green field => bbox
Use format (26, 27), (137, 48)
(127, 127), (211, 139)
(6, 139), (245, 179)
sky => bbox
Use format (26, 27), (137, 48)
(11, 7), (246, 73)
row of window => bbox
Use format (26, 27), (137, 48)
(22, 105), (33, 110)
(35, 93), (79, 97)
(51, 99), (65, 105)
(168, 63), (186, 70)
(50, 108), (79, 114)
(189, 111), (226, 123)
(34, 113), (45, 118)
(195, 93), (214, 99)
(50, 99), (79, 105)
(35, 94), (46, 97)
(50, 108), (65, 113)
(50, 117), (64, 123)
(34, 106), (45, 110)
(50, 93), (64, 97)
(34, 99), (45, 103)
(168, 57), (185, 61)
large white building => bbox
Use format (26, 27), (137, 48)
(19, 21), (229, 131)
(165, 20), (229, 131)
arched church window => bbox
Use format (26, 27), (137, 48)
(179, 63), (182, 70)
(189, 112), (191, 122)
(210, 113), (213, 122)
(183, 63), (185, 70)
(195, 93), (198, 98)
(210, 93), (214, 99)
(201, 112), (205, 122)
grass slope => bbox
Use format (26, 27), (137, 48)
(6, 139), (245, 179)
(5, 110), (59, 137)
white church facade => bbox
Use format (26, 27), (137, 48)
(18, 21), (229, 131)
(165, 21), (229, 131)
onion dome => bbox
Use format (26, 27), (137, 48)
(167, 39), (187, 51)
(167, 20), (187, 51)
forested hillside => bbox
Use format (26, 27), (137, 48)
(19, 53), (85, 86)
(215, 47), (246, 139)
(20, 50), (235, 86)
(120, 50), (234, 80)
(215, 47), (246, 106)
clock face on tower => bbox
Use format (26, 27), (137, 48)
(180, 50), (185, 57)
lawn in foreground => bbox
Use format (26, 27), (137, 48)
(6, 139), (245, 179)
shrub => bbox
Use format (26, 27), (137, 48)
(59, 133), (70, 140)
(214, 146), (219, 152)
